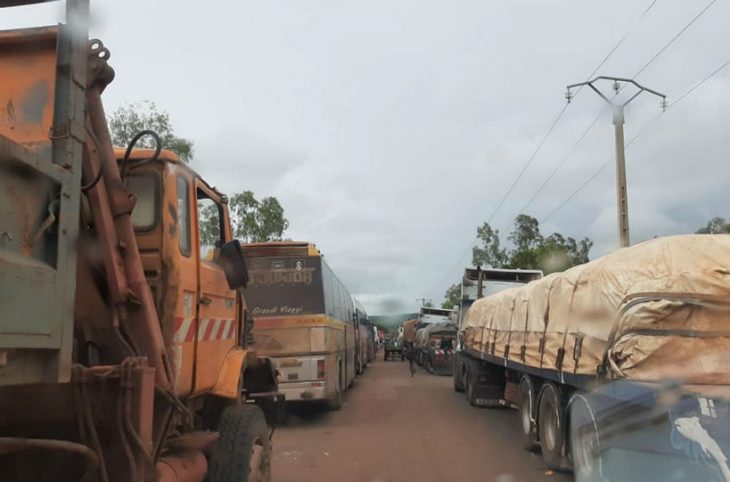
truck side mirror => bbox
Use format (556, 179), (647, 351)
(218, 240), (249, 289)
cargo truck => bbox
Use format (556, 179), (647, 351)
(453, 267), (543, 391)
(453, 236), (730, 481)
(414, 322), (457, 375)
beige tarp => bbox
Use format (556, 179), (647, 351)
(416, 322), (458, 349)
(402, 319), (418, 343)
(461, 235), (730, 385)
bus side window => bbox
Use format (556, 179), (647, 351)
(197, 190), (224, 261)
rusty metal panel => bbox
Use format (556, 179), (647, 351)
(0, 27), (58, 151)
(0, 17), (87, 385)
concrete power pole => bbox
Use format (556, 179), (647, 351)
(565, 76), (666, 248)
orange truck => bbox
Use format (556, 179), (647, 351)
(0, 2), (282, 482)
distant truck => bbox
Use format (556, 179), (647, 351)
(383, 334), (404, 361)
(453, 236), (730, 480)
(417, 306), (453, 325)
(415, 322), (457, 375)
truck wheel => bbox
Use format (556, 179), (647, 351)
(569, 393), (601, 480)
(538, 383), (566, 470)
(453, 362), (465, 392)
(465, 370), (478, 406)
(518, 376), (538, 452)
(207, 403), (271, 482)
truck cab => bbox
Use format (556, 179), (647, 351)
(111, 148), (257, 398)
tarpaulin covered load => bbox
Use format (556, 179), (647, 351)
(461, 235), (730, 385)
(402, 319), (418, 343)
(416, 322), (458, 349)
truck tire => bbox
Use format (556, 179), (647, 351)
(538, 382), (566, 471)
(465, 370), (479, 407)
(518, 376), (538, 452)
(569, 393), (601, 480)
(207, 403), (271, 482)
(453, 361), (465, 392)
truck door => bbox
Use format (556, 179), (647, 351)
(193, 185), (238, 394)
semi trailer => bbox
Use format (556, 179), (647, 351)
(453, 235), (730, 481)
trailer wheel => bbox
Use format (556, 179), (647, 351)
(207, 403), (271, 482)
(465, 370), (479, 406)
(569, 393), (601, 480)
(518, 376), (538, 452)
(538, 382), (566, 470)
(453, 361), (465, 392)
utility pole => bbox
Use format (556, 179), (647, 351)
(565, 76), (666, 248)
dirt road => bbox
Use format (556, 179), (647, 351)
(272, 356), (573, 482)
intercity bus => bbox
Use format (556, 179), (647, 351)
(244, 241), (356, 409)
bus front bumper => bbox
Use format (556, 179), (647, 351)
(279, 380), (327, 402)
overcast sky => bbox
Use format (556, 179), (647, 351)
(4, 1), (729, 314)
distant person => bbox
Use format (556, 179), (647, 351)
(440, 337), (453, 352)
(404, 341), (416, 377)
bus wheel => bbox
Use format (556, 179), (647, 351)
(518, 376), (538, 452)
(207, 403), (271, 482)
(538, 382), (566, 470)
(569, 393), (601, 480)
(327, 370), (343, 411)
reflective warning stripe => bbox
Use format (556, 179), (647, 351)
(174, 317), (237, 342)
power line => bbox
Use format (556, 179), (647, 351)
(484, 102), (570, 227)
(541, 59), (730, 224)
(673, 59), (730, 104)
(508, 0), (662, 218)
(437, 0), (663, 286)
(579, 0), (661, 90)
(527, 0), (718, 223)
(633, 0), (718, 78)
(520, 103), (608, 214)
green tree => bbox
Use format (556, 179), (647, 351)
(108, 101), (194, 162)
(472, 222), (509, 268)
(470, 215), (592, 274)
(534, 232), (592, 273)
(442, 283), (460, 309)
(696, 217), (730, 234)
(200, 191), (290, 246)
(228, 191), (289, 243)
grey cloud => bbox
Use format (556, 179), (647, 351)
(2, 0), (727, 314)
